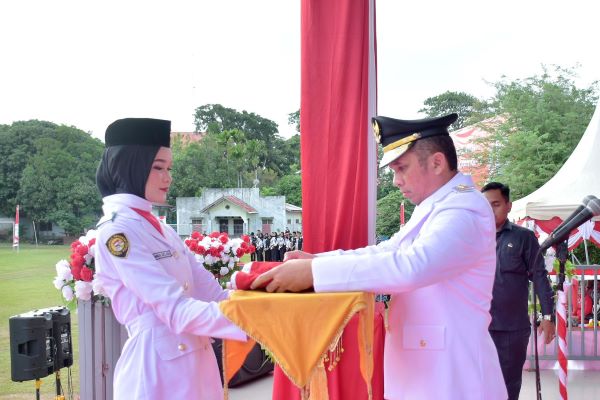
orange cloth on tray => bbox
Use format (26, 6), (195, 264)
(220, 290), (375, 398)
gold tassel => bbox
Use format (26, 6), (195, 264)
(308, 360), (329, 400)
(222, 340), (229, 400)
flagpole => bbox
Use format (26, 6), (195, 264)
(13, 204), (19, 252)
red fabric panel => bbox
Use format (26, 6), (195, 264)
(272, 1), (383, 399)
(535, 217), (562, 235)
(300, 0), (372, 253)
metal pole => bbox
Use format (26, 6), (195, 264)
(32, 220), (39, 247)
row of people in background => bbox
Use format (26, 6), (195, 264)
(249, 230), (303, 262)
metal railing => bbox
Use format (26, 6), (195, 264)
(526, 265), (600, 367)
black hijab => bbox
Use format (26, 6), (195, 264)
(96, 145), (160, 198)
(95, 118), (171, 199)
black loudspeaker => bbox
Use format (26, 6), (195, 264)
(9, 306), (73, 382)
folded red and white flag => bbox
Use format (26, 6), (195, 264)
(229, 262), (282, 290)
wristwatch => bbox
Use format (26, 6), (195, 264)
(542, 314), (552, 321)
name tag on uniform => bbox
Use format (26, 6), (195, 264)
(153, 250), (173, 260)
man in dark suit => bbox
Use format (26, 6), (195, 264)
(482, 182), (556, 400)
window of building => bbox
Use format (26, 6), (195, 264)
(191, 218), (204, 233)
(219, 218), (229, 234)
(233, 218), (244, 236)
(296, 219), (300, 224)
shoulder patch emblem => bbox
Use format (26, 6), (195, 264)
(106, 233), (129, 258)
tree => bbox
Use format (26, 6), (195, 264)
(288, 109), (300, 133)
(14, 123), (104, 236)
(194, 104), (294, 176)
(0, 120), (59, 216)
(273, 174), (302, 206)
(477, 65), (598, 199)
(419, 91), (490, 130)
(376, 190), (414, 238)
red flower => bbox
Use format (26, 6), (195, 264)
(188, 242), (198, 252)
(241, 234), (250, 243)
(191, 231), (202, 240)
(80, 267), (94, 282)
(209, 231), (220, 238)
(209, 247), (221, 257)
(196, 245), (206, 255)
(236, 248), (245, 258)
(71, 264), (82, 281)
(70, 240), (81, 250)
(70, 253), (85, 269)
(219, 234), (229, 244)
(249, 245), (256, 253)
(77, 245), (89, 256)
(88, 238), (96, 247)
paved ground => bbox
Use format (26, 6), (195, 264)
(229, 369), (600, 399)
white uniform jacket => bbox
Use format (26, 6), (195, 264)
(95, 194), (246, 400)
(312, 173), (507, 400)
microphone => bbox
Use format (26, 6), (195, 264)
(540, 197), (600, 251)
(550, 195), (596, 235)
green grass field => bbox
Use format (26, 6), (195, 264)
(0, 244), (79, 400)
(0, 244), (253, 399)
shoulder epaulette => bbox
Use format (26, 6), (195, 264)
(96, 212), (118, 229)
(453, 184), (475, 193)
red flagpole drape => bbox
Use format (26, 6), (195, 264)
(272, 0), (383, 399)
(300, 0), (375, 253)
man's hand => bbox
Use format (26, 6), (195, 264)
(283, 250), (315, 261)
(538, 319), (556, 344)
(250, 259), (314, 293)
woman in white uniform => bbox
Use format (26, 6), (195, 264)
(94, 118), (246, 400)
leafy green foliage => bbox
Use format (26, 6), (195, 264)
(264, 174), (302, 206)
(476, 65), (598, 199)
(376, 190), (414, 238)
(419, 91), (490, 130)
(194, 104), (294, 176)
(0, 121), (103, 236)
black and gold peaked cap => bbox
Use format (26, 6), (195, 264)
(105, 118), (171, 148)
(372, 113), (458, 168)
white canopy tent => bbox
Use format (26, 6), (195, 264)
(510, 101), (600, 222)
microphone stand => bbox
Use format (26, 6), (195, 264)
(532, 241), (567, 400)
(532, 257), (542, 400)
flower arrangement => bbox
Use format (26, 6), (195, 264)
(53, 229), (255, 305)
(184, 231), (255, 286)
(53, 229), (106, 306)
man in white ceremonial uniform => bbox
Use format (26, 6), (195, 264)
(94, 118), (246, 400)
(252, 113), (507, 399)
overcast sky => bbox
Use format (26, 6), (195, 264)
(1, 0), (598, 141)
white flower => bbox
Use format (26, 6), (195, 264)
(222, 254), (230, 264)
(92, 278), (106, 297)
(53, 277), (66, 290)
(220, 266), (230, 275)
(55, 260), (73, 281)
(79, 229), (97, 246)
(84, 253), (94, 265)
(75, 281), (93, 301)
(194, 254), (205, 264)
(62, 285), (74, 301)
(204, 255), (215, 266)
(88, 244), (96, 258)
(228, 259), (236, 269)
